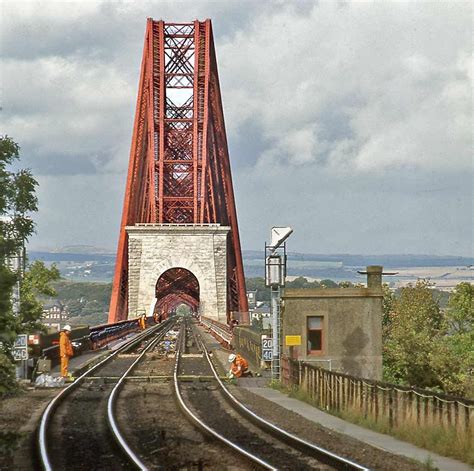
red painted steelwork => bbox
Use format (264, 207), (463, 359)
(155, 268), (199, 316)
(109, 19), (248, 323)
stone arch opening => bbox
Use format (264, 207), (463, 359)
(154, 267), (199, 320)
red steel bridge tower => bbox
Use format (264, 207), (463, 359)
(109, 19), (248, 323)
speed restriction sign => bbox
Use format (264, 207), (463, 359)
(261, 336), (273, 361)
(12, 334), (28, 361)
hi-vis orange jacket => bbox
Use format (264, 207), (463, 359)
(230, 354), (249, 378)
(59, 331), (73, 358)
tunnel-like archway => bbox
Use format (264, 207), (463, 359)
(154, 268), (199, 319)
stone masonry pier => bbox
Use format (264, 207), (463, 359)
(126, 224), (230, 322)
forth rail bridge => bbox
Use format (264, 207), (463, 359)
(25, 18), (472, 471)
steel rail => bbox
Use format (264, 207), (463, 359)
(173, 323), (276, 471)
(194, 326), (371, 471)
(107, 321), (176, 470)
(38, 321), (171, 471)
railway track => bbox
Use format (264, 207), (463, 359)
(37, 320), (174, 470)
(175, 318), (370, 471)
(37, 316), (370, 470)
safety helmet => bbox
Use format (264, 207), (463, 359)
(228, 353), (236, 363)
(63, 324), (72, 332)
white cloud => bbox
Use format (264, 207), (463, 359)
(2, 55), (135, 174)
(0, 1), (472, 255)
(219, 2), (472, 174)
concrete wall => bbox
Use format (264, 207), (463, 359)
(126, 224), (229, 322)
(231, 326), (262, 371)
(282, 285), (383, 380)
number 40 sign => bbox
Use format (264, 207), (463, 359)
(261, 336), (273, 361)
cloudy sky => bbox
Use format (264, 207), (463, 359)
(1, 0), (472, 256)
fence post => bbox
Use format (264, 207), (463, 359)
(330, 373), (333, 410)
(373, 384), (378, 422)
(325, 370), (329, 410)
(389, 388), (394, 428)
(416, 392), (421, 426)
(464, 404), (470, 435)
(446, 400), (452, 427)
(318, 368), (322, 407)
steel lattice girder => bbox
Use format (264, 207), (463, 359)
(109, 19), (248, 323)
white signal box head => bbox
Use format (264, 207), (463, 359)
(270, 226), (293, 251)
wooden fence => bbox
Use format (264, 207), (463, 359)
(282, 357), (473, 436)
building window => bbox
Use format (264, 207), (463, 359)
(307, 316), (323, 353)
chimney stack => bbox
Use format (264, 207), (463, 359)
(366, 265), (383, 289)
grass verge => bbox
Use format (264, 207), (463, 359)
(270, 382), (473, 466)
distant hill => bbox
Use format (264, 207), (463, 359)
(54, 245), (114, 255)
(28, 249), (473, 284)
(30, 249), (473, 267)
(30, 251), (115, 263)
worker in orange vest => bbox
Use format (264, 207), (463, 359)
(228, 353), (249, 378)
(139, 314), (146, 330)
(59, 325), (74, 378)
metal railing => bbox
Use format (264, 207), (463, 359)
(200, 317), (232, 346)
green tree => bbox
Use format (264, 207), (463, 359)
(0, 136), (46, 396)
(0, 136), (37, 258)
(19, 261), (61, 332)
(383, 280), (442, 388)
(381, 283), (395, 329)
(287, 276), (322, 289)
(320, 279), (338, 288)
(445, 282), (473, 335)
(288, 276), (310, 288)
(245, 277), (270, 302)
(338, 281), (353, 288)
(432, 282), (474, 396)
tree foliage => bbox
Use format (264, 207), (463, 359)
(0, 137), (58, 396)
(383, 280), (442, 388)
(383, 280), (473, 396)
(245, 276), (357, 304)
(435, 282), (474, 396)
(1, 137), (39, 347)
(52, 281), (112, 326)
(19, 261), (60, 332)
(445, 282), (473, 335)
(0, 136), (37, 258)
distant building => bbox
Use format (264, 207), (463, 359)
(247, 290), (272, 329)
(42, 301), (69, 331)
(246, 290), (257, 309)
(251, 304), (272, 330)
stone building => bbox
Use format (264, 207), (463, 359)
(247, 290), (257, 309)
(126, 224), (230, 322)
(42, 301), (69, 331)
(281, 266), (383, 380)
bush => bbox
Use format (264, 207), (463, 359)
(0, 352), (18, 397)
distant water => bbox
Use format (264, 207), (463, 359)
(29, 250), (473, 285)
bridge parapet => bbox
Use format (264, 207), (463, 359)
(200, 316), (232, 347)
(231, 326), (266, 371)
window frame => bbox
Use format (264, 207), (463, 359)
(307, 315), (324, 354)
